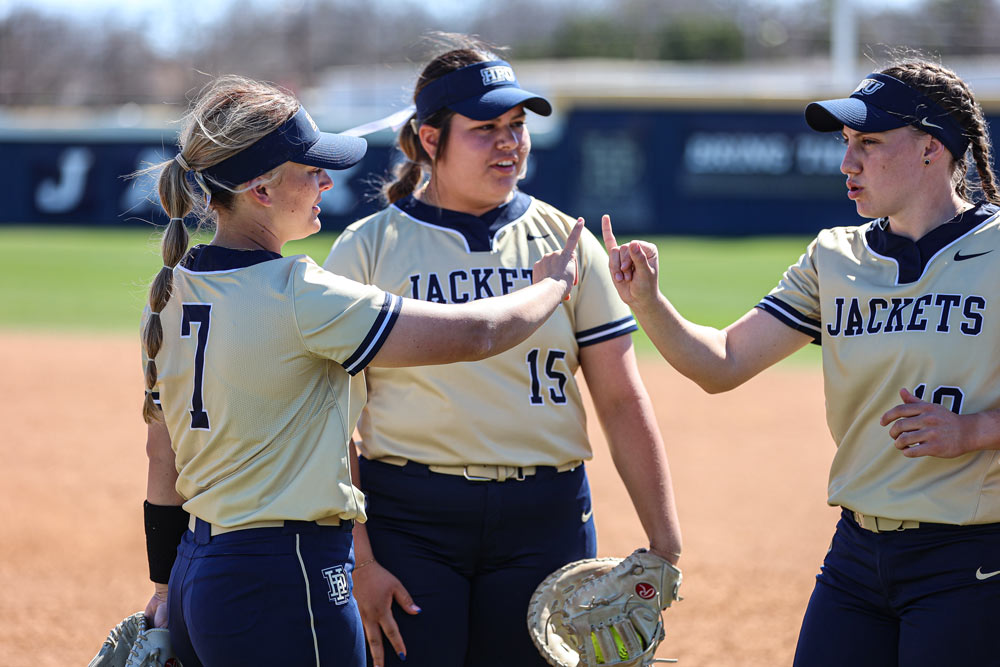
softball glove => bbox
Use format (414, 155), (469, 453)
(527, 548), (681, 667)
(88, 611), (179, 667)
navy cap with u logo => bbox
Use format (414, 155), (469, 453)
(805, 72), (969, 159)
(201, 106), (367, 189)
(415, 60), (552, 125)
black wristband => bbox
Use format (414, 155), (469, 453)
(144, 500), (189, 584)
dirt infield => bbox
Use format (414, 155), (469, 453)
(0, 331), (839, 666)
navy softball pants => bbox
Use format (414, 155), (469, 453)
(167, 518), (363, 667)
(358, 457), (598, 667)
(793, 507), (1000, 666)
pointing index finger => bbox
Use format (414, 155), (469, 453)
(601, 214), (617, 252)
(563, 217), (585, 257)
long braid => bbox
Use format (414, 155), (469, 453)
(883, 60), (999, 205)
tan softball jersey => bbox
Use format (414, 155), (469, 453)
(758, 203), (1000, 524)
(143, 244), (401, 527)
(324, 192), (637, 468)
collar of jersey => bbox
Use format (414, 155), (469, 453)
(179, 244), (282, 272)
(393, 191), (531, 252)
(865, 201), (999, 284)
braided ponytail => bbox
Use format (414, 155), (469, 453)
(141, 159), (192, 423)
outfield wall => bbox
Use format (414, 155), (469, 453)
(4, 107), (997, 235)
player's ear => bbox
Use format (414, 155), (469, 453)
(246, 179), (272, 207)
(922, 135), (948, 166)
(418, 125), (440, 161)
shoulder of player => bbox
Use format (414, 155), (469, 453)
(339, 204), (402, 236)
(815, 222), (872, 249)
(512, 196), (584, 238)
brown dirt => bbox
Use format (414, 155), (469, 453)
(0, 332), (837, 666)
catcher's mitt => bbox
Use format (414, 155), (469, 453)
(88, 611), (180, 667)
(527, 549), (681, 667)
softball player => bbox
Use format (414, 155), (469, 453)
(324, 36), (682, 667)
(603, 58), (1000, 666)
(137, 75), (582, 667)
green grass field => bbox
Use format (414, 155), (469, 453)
(0, 225), (820, 363)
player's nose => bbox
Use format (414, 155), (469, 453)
(497, 127), (519, 149)
(840, 143), (860, 175)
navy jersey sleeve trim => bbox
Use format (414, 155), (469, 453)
(342, 293), (403, 375)
(756, 296), (822, 345)
(576, 316), (639, 348)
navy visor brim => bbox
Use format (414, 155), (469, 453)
(805, 98), (910, 133)
(298, 132), (368, 170)
(449, 87), (553, 121)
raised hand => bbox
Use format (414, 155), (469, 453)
(601, 214), (661, 309)
(533, 217), (584, 300)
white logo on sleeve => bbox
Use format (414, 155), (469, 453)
(975, 567), (1000, 581)
(322, 565), (351, 604)
(481, 66), (515, 86)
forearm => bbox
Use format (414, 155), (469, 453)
(374, 278), (567, 367)
(582, 339), (682, 562)
(631, 293), (737, 393)
(348, 440), (376, 565)
(146, 422), (183, 505)
(604, 395), (682, 563)
(462, 277), (567, 359)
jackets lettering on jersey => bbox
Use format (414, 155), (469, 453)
(409, 267), (534, 303)
(824, 293), (986, 337)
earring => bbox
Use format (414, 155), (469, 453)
(924, 159), (931, 165)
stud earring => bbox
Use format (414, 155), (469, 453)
(924, 159), (931, 165)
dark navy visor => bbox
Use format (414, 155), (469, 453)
(202, 106), (367, 189)
(805, 73), (968, 159)
(415, 60), (552, 124)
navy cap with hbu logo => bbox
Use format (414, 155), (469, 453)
(415, 60), (552, 124)
(805, 72), (969, 159)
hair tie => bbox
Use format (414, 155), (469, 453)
(174, 153), (191, 171)
(168, 217), (184, 224)
(148, 311), (160, 317)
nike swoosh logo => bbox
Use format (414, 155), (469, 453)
(920, 117), (944, 130)
(976, 567), (1000, 580)
(954, 250), (993, 261)
(526, 233), (550, 241)
(581, 508), (594, 523)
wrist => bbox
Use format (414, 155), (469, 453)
(648, 544), (681, 565)
(628, 292), (664, 318)
(968, 410), (1000, 453)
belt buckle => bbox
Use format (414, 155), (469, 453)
(463, 466), (493, 482)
